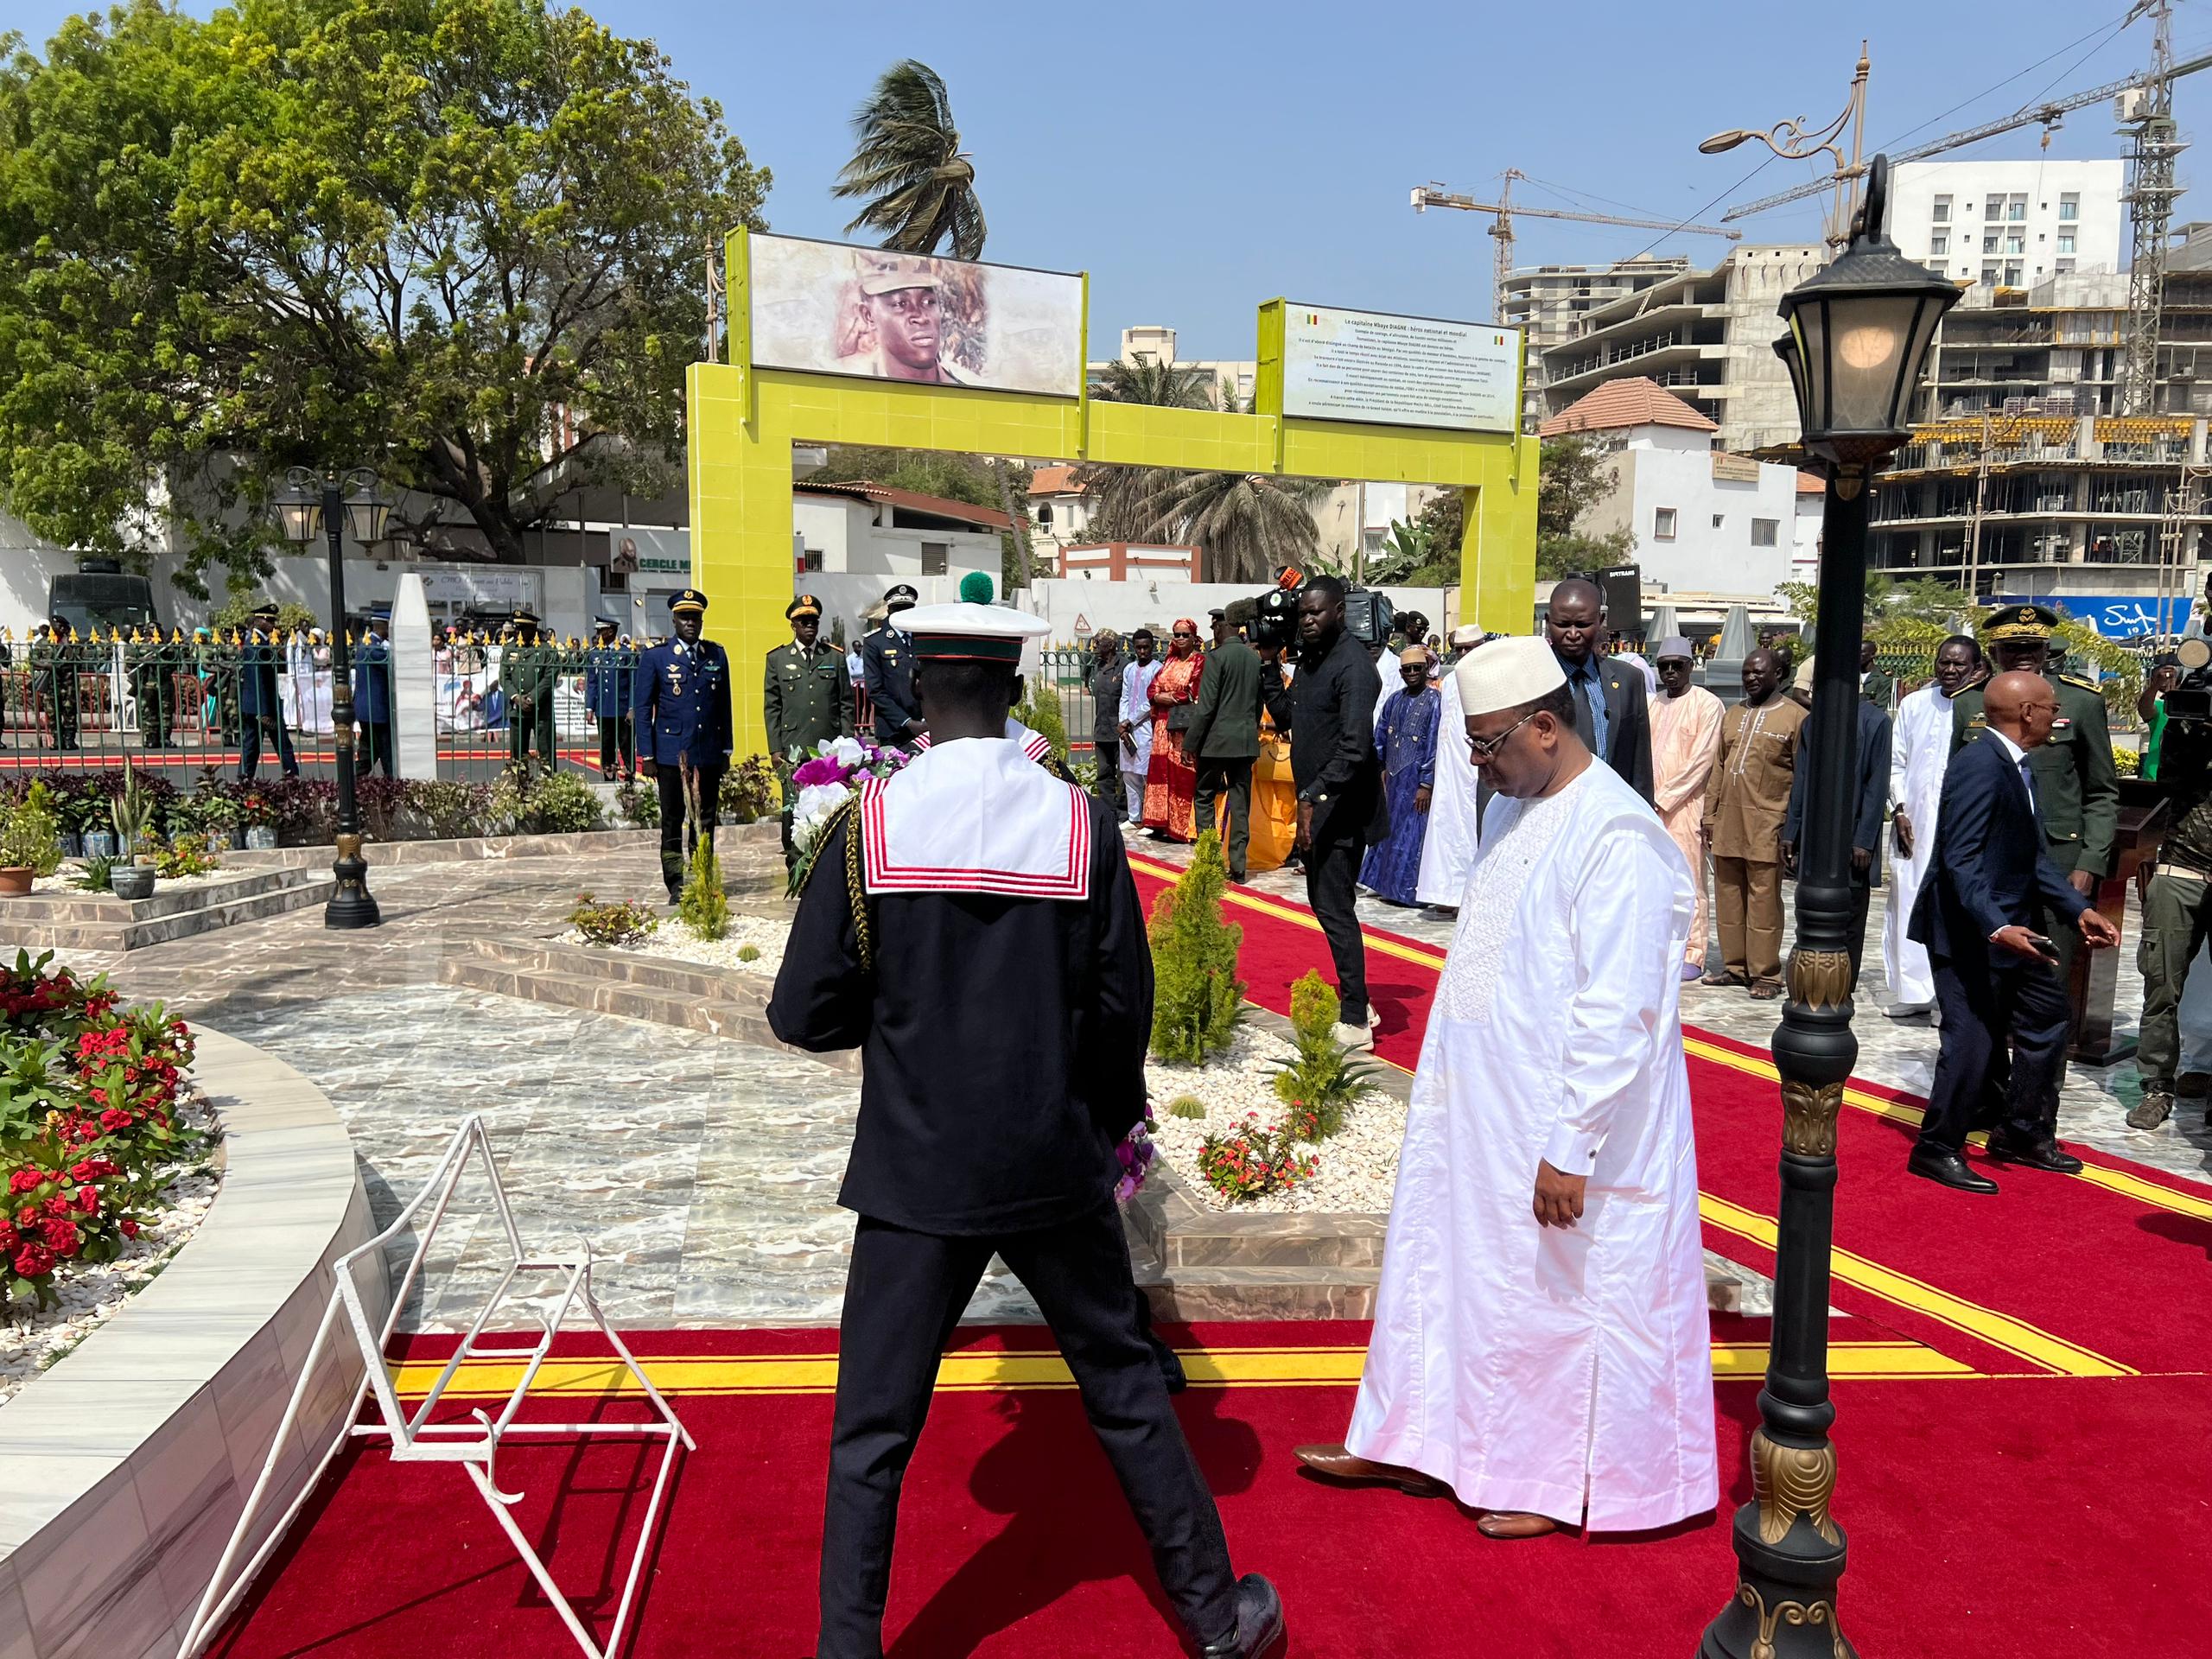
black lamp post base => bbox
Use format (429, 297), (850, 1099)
(1700, 1503), (1853, 1659)
(325, 835), (381, 930)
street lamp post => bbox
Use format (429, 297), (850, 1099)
(272, 467), (388, 930)
(1700, 155), (1957, 1659)
(1700, 41), (1872, 251)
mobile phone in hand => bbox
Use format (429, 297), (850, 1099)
(2026, 932), (2062, 963)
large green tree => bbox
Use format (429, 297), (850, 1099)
(1533, 435), (1630, 582)
(830, 60), (982, 259)
(0, 0), (769, 592)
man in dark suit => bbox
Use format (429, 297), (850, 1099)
(1782, 676), (1892, 991)
(1262, 576), (1386, 1050)
(633, 588), (734, 902)
(1546, 577), (1654, 804)
(1907, 671), (2120, 1193)
(1187, 612), (1265, 880)
(1088, 629), (1125, 817)
(859, 583), (923, 749)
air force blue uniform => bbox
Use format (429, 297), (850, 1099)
(351, 631), (393, 776)
(632, 590), (732, 897)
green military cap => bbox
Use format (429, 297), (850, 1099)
(1982, 602), (2056, 643)
(786, 594), (823, 620)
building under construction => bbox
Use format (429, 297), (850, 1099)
(1866, 234), (2212, 620)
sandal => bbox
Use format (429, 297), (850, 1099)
(1699, 971), (1745, 988)
(1748, 982), (1781, 1001)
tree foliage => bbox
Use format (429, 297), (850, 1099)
(1534, 435), (1630, 583)
(1092, 356), (1213, 410)
(0, 0), (769, 593)
(830, 60), (982, 259)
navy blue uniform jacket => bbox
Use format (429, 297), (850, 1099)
(1908, 731), (2088, 963)
(632, 638), (733, 766)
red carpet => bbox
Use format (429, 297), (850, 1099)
(207, 1324), (2212, 1658)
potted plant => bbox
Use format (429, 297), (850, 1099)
(73, 785), (116, 860)
(0, 784), (66, 895)
(194, 788), (244, 849)
(109, 762), (158, 897)
(45, 776), (84, 859)
(239, 789), (277, 850)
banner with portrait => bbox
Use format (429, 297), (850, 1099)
(746, 233), (1084, 398)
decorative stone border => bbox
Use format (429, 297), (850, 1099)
(0, 868), (335, 954)
(222, 820), (776, 871)
(0, 1030), (385, 1659)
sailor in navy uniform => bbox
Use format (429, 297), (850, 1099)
(858, 582), (923, 749)
(767, 601), (1283, 1659)
(632, 588), (733, 900)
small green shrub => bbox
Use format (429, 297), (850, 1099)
(1166, 1095), (1206, 1121)
(1147, 830), (1245, 1064)
(406, 779), (487, 840)
(569, 890), (659, 949)
(735, 943), (761, 963)
(721, 755), (779, 823)
(523, 769), (603, 834)
(1016, 676), (1071, 768)
(73, 854), (115, 893)
(1, 782), (67, 875)
(1274, 969), (1380, 1141)
(616, 779), (661, 828)
(156, 833), (222, 879)
(677, 833), (729, 940)
(1197, 1114), (1316, 1202)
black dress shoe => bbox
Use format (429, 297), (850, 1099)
(1986, 1135), (2084, 1173)
(1198, 1573), (1286, 1659)
(1907, 1147), (1999, 1194)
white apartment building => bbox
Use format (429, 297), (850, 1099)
(1889, 159), (2124, 289)
(1542, 378), (1800, 600)
(1088, 325), (1257, 410)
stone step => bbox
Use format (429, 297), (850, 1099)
(1145, 1264), (1382, 1323)
(0, 868), (334, 951)
(0, 863), (316, 925)
(460, 932), (765, 1004)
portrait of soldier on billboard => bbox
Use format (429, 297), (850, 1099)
(836, 251), (986, 385)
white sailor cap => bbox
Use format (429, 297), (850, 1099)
(899, 601), (1052, 665)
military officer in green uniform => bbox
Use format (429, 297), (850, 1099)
(499, 607), (560, 769)
(1950, 602), (2120, 999)
(764, 593), (854, 867)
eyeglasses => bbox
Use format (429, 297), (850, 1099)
(1465, 709), (1541, 763)
(1172, 631), (1195, 640)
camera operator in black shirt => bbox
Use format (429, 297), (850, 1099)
(2131, 636), (2212, 1131)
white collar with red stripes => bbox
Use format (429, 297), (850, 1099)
(862, 737), (1090, 900)
(912, 717), (1054, 765)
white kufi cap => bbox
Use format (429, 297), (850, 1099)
(1454, 635), (1567, 718)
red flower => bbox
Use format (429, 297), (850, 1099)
(7, 1167), (41, 1194)
(38, 1217), (79, 1255)
(72, 1186), (99, 1215)
(41, 1194), (69, 1217)
(99, 1108), (133, 1133)
(119, 1217), (140, 1239)
(11, 1243), (54, 1277)
(0, 1221), (16, 1249)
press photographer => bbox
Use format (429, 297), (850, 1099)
(2130, 634), (2212, 1130)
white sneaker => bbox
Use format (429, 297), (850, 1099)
(1883, 1002), (1933, 1020)
(1332, 1019), (1376, 1052)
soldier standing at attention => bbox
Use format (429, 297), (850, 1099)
(634, 588), (734, 902)
(352, 607), (394, 777)
(859, 582), (923, 750)
(499, 608), (560, 769)
(766, 593), (854, 868)
(1950, 603), (2119, 1006)
(237, 604), (296, 780)
(583, 618), (635, 781)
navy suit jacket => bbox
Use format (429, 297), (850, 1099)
(1907, 730), (2088, 963)
(1783, 698), (1892, 887)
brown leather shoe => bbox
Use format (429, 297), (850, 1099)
(1475, 1510), (1560, 1539)
(1292, 1443), (1450, 1497)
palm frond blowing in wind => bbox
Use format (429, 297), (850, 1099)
(831, 60), (986, 258)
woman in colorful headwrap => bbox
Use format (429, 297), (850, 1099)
(1141, 618), (1205, 841)
(1359, 645), (1443, 905)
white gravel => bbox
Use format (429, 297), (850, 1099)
(31, 861), (231, 893)
(0, 1085), (222, 1404)
(1147, 1023), (1407, 1213)
(562, 912), (789, 977)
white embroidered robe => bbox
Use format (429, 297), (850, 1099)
(1346, 760), (1718, 1530)
(1119, 658), (1164, 818)
(1882, 683), (1955, 1007)
(1414, 667), (1480, 908)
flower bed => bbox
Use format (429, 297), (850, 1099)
(560, 911), (790, 978)
(1, 950), (215, 1396)
(1145, 1024), (1406, 1215)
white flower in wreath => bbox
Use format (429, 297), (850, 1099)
(827, 735), (867, 768)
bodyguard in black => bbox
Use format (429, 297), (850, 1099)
(1088, 628), (1125, 816)
(1262, 575), (1386, 1046)
(767, 601), (1283, 1659)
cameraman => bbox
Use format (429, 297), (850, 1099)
(1262, 575), (1387, 1050)
(2131, 649), (2212, 1131)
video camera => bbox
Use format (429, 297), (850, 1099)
(2165, 637), (2212, 723)
(1222, 567), (1395, 658)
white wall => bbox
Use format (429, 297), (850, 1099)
(791, 493), (999, 580)
(1583, 435), (1798, 598)
(1891, 158), (2124, 287)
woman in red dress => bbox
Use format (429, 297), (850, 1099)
(1141, 619), (1204, 841)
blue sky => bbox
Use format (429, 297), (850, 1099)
(14, 1), (2212, 358)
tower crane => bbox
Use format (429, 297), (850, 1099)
(1412, 169), (1743, 326)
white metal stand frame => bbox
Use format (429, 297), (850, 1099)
(178, 1116), (696, 1659)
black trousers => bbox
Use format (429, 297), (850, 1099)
(1193, 756), (1254, 878)
(597, 714), (634, 778)
(238, 716), (297, 781)
(653, 760), (724, 895)
(1918, 951), (2071, 1154)
(1093, 740), (1122, 819)
(819, 1208), (1236, 1659)
(1304, 831), (1369, 1025)
(359, 721), (393, 777)
(1847, 874), (1872, 991)
(508, 703), (556, 766)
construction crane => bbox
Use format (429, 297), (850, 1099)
(1718, 3), (2209, 413)
(1411, 170), (1743, 327)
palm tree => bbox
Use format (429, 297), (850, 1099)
(1131, 469), (1329, 585)
(832, 61), (986, 258)
(1092, 356), (1213, 410)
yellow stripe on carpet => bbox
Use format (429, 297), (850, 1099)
(1699, 1194), (2134, 1379)
(391, 1337), (1973, 1402)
